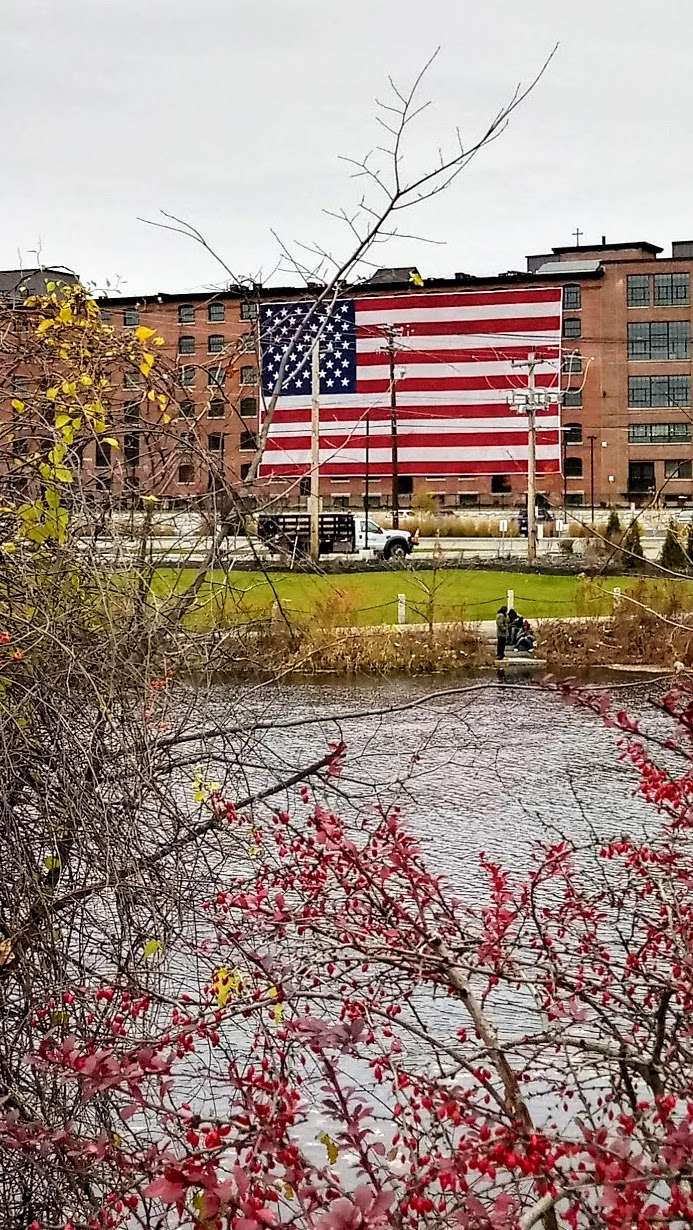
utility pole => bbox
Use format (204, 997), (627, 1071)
(364, 412), (370, 548)
(511, 350), (540, 566)
(526, 356), (538, 566)
(310, 340), (320, 563)
(386, 330), (400, 528)
(588, 434), (597, 524)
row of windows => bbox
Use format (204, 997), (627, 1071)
(628, 320), (689, 360)
(179, 334), (229, 354)
(628, 374), (690, 407)
(628, 422), (690, 444)
(175, 396), (257, 418)
(564, 455), (688, 479)
(122, 302), (258, 328)
(627, 273), (690, 308)
(177, 365), (257, 387)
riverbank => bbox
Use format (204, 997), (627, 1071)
(159, 575), (693, 678)
(156, 567), (650, 630)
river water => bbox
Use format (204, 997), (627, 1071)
(204, 670), (659, 899)
(170, 671), (669, 1175)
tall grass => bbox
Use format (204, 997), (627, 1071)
(397, 514), (520, 538)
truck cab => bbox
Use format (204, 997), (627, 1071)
(354, 515), (416, 560)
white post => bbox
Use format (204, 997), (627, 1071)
(507, 588), (515, 613)
(613, 585), (622, 612)
(397, 592), (406, 625)
(310, 341), (320, 563)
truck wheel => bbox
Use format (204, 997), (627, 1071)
(384, 540), (407, 561)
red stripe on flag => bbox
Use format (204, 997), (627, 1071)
(269, 404), (560, 424)
(355, 289), (563, 312)
(261, 459), (562, 477)
(357, 374), (560, 394)
(357, 345), (560, 366)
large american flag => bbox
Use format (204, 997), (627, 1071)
(258, 287), (563, 477)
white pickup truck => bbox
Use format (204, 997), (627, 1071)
(256, 511), (417, 561)
(353, 515), (416, 560)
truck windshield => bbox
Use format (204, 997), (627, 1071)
(367, 521), (383, 536)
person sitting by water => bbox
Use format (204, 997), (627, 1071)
(506, 608), (521, 646)
(515, 618), (535, 653)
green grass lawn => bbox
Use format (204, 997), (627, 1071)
(148, 568), (654, 630)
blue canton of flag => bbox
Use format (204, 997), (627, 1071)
(260, 300), (357, 397)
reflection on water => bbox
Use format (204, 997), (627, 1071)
(174, 673), (664, 1160)
(202, 672), (654, 900)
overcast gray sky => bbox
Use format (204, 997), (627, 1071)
(1, 0), (689, 293)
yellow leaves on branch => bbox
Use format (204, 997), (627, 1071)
(212, 966), (244, 1009)
(135, 325), (156, 342)
(317, 1132), (339, 1165)
(142, 939), (163, 960)
(139, 351), (155, 378)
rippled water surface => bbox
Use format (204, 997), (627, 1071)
(201, 672), (657, 896)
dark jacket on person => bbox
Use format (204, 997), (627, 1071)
(496, 611), (508, 638)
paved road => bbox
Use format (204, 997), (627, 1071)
(77, 534), (665, 565)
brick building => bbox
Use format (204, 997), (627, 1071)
(97, 239), (693, 513)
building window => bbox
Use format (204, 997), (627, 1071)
(240, 430), (257, 451)
(178, 304), (195, 324)
(629, 374), (691, 408)
(563, 284), (581, 311)
(208, 398), (225, 418)
(562, 353), (582, 375)
(299, 476), (310, 496)
(564, 456), (583, 478)
(178, 462), (195, 483)
(563, 317), (581, 339)
(563, 388), (583, 408)
(240, 396), (257, 417)
(123, 307), (139, 327)
(100, 309), (112, 324)
(95, 440), (112, 468)
(208, 302), (225, 322)
(240, 463), (251, 480)
(655, 272), (689, 307)
(123, 370), (140, 389)
(332, 494), (350, 508)
(627, 275), (651, 308)
(565, 492), (585, 506)
(178, 335), (195, 355)
(207, 433), (223, 452)
(628, 320), (690, 360)
(178, 364), (195, 387)
(628, 422), (691, 444)
(240, 365), (258, 385)
(565, 423), (583, 444)
(240, 301), (259, 321)
(208, 334), (225, 354)
(665, 459), (692, 479)
(178, 398), (194, 416)
(629, 461), (655, 492)
(207, 365), (225, 386)
(124, 433), (140, 465)
(491, 475), (511, 493)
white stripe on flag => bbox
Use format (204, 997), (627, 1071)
(355, 301), (560, 325)
(268, 445), (560, 465)
(267, 416), (561, 438)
